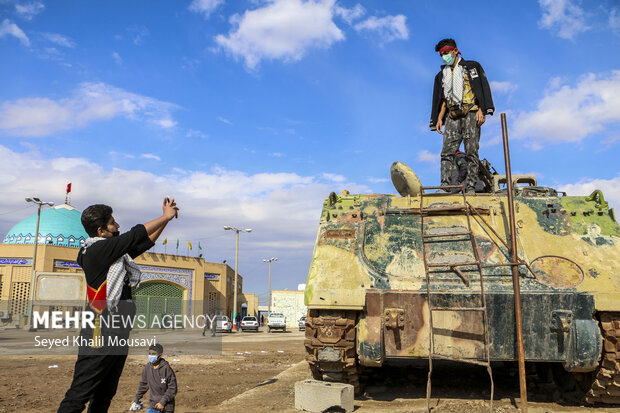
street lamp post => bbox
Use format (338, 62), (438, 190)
(25, 197), (54, 328)
(224, 226), (251, 331)
(263, 257), (278, 316)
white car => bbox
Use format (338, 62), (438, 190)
(241, 316), (259, 331)
(215, 315), (233, 333)
(267, 313), (287, 333)
(298, 316), (306, 331)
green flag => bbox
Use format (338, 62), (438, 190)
(176, 239), (179, 249)
(162, 238), (167, 245)
(198, 242), (202, 250)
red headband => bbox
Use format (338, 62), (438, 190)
(439, 46), (461, 55)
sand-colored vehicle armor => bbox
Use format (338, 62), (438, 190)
(303, 161), (620, 404)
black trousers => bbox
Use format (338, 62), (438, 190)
(57, 353), (127, 413)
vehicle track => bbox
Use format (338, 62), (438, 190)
(585, 312), (620, 404)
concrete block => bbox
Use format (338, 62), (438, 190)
(295, 379), (354, 413)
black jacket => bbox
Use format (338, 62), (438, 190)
(78, 224), (154, 293)
(429, 58), (494, 131)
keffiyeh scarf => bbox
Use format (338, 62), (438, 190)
(83, 237), (142, 312)
(442, 62), (465, 106)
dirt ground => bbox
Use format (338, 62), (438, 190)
(1, 328), (619, 412)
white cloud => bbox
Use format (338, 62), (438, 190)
(600, 134), (620, 150)
(43, 47), (59, 56)
(512, 71), (620, 145)
(368, 177), (388, 183)
(111, 51), (122, 64)
(153, 117), (177, 129)
(416, 149), (440, 163)
(611, 8), (620, 35)
(41, 32), (75, 48)
(15, 2), (45, 20)
(141, 153), (161, 161)
(0, 82), (179, 137)
(0, 145), (367, 257)
(558, 175), (620, 210)
(189, 0), (225, 18)
(538, 0), (588, 39)
(126, 25), (149, 46)
(186, 129), (208, 139)
(0, 145), (379, 293)
(0, 19), (30, 46)
(217, 116), (232, 125)
(490, 81), (517, 94)
(353, 14), (409, 43)
(109, 151), (135, 159)
(271, 152), (285, 157)
(548, 76), (563, 89)
(215, 0), (344, 69)
(334, 3), (365, 24)
(321, 172), (346, 182)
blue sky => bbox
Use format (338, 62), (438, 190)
(1, 0), (619, 303)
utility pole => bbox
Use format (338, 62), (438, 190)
(224, 226), (252, 331)
(25, 197), (54, 329)
(263, 257), (278, 316)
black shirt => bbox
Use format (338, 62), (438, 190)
(77, 224), (154, 294)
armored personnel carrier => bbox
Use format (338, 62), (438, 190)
(303, 161), (620, 405)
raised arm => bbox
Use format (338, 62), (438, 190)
(144, 198), (179, 243)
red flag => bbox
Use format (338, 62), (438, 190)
(66, 183), (72, 194)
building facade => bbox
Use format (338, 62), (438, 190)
(0, 204), (257, 326)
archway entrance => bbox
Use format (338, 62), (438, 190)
(133, 281), (184, 328)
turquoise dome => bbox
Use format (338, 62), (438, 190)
(2, 204), (88, 248)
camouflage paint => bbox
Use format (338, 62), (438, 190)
(305, 187), (620, 365)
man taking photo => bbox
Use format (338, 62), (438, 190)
(58, 197), (179, 413)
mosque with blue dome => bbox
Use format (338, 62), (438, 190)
(2, 204), (88, 248)
(0, 202), (257, 327)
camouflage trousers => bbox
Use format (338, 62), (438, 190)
(440, 111), (481, 192)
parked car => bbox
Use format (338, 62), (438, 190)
(215, 315), (233, 333)
(267, 313), (286, 333)
(298, 315), (306, 331)
(241, 316), (259, 332)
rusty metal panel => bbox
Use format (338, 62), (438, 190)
(322, 229), (356, 239)
(374, 291), (427, 358)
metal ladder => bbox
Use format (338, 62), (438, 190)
(420, 185), (494, 412)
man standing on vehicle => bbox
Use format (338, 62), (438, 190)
(58, 197), (179, 412)
(429, 38), (494, 193)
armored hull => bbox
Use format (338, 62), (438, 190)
(304, 184), (620, 404)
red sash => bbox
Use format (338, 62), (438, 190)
(87, 280), (107, 315)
